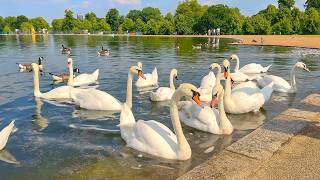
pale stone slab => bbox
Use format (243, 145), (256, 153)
(279, 108), (320, 122)
(301, 93), (320, 107)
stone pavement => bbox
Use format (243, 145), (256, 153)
(178, 93), (320, 180)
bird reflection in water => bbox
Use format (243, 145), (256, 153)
(32, 98), (49, 131)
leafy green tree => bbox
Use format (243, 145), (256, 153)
(175, 14), (193, 35)
(30, 17), (49, 31)
(251, 14), (271, 34)
(85, 12), (97, 22)
(52, 19), (64, 31)
(106, 8), (120, 31)
(303, 7), (320, 34)
(291, 7), (305, 34)
(15, 15), (28, 29)
(272, 17), (293, 34)
(278, 0), (295, 9)
(258, 4), (278, 24)
(4, 16), (17, 30)
(159, 19), (175, 35)
(62, 9), (75, 31)
(97, 19), (111, 32)
(145, 19), (160, 34)
(20, 22), (34, 33)
(3, 25), (11, 34)
(134, 18), (147, 33)
(127, 10), (143, 21)
(121, 18), (135, 32)
(242, 17), (255, 34)
(305, 0), (320, 11)
(141, 7), (161, 22)
(0, 16), (4, 31)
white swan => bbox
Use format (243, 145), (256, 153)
(0, 120), (15, 150)
(72, 65), (145, 111)
(31, 63), (77, 100)
(257, 62), (310, 93)
(135, 62), (158, 88)
(198, 70), (216, 102)
(150, 69), (178, 101)
(230, 54), (271, 74)
(119, 83), (202, 160)
(178, 63), (233, 134)
(67, 58), (99, 87)
(223, 59), (274, 114)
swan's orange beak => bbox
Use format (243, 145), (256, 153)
(192, 93), (203, 107)
(138, 70), (146, 80)
(210, 94), (218, 108)
(224, 67), (228, 79)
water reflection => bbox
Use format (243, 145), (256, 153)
(32, 98), (48, 131)
(0, 149), (20, 165)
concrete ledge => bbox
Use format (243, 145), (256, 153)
(179, 93), (320, 180)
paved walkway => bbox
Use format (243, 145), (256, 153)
(179, 93), (320, 180)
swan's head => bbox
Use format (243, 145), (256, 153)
(130, 65), (146, 79)
(38, 57), (44, 64)
(178, 83), (202, 107)
(171, 68), (178, 80)
(211, 84), (224, 108)
(223, 59), (230, 79)
(229, 54), (239, 60)
(31, 63), (40, 72)
(295, 62), (310, 72)
(137, 62), (143, 69)
(73, 68), (80, 73)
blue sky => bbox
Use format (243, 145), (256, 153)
(0, 0), (306, 23)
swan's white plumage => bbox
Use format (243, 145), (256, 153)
(70, 69), (99, 86)
(239, 64), (272, 74)
(257, 75), (291, 92)
(135, 67), (158, 88)
(0, 120), (15, 150)
(198, 71), (216, 102)
(150, 87), (174, 101)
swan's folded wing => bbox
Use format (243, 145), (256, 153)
(200, 71), (216, 88)
(119, 103), (135, 126)
(240, 63), (264, 73)
(41, 86), (72, 99)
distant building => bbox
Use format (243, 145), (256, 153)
(77, 13), (84, 20)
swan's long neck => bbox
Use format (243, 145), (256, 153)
(126, 71), (133, 109)
(218, 90), (233, 132)
(171, 92), (190, 158)
(290, 65), (297, 90)
(215, 66), (222, 86)
(33, 67), (42, 97)
(68, 63), (74, 85)
(225, 70), (232, 99)
(169, 72), (175, 91)
(234, 56), (240, 72)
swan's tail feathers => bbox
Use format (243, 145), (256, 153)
(119, 103), (136, 127)
(16, 63), (24, 69)
(262, 65), (272, 73)
(92, 69), (99, 80)
(261, 82), (274, 102)
(151, 67), (158, 82)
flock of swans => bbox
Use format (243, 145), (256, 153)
(0, 46), (311, 161)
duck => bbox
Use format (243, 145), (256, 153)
(119, 83), (202, 160)
(67, 58), (99, 87)
(17, 57), (44, 72)
(0, 120), (16, 150)
(150, 69), (178, 101)
(178, 63), (233, 134)
(222, 59), (274, 114)
(192, 44), (202, 49)
(49, 68), (80, 82)
(197, 65), (217, 102)
(257, 62), (310, 93)
(135, 62), (158, 88)
(71, 65), (146, 111)
(97, 46), (110, 56)
(31, 63), (80, 100)
(61, 44), (71, 54)
(230, 54), (271, 74)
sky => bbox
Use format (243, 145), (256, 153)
(0, 0), (307, 23)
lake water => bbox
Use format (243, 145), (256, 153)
(0, 35), (319, 179)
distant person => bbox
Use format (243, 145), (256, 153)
(217, 28), (220, 36)
(208, 29), (211, 36)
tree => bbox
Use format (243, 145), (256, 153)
(159, 19), (175, 35)
(30, 17), (49, 31)
(15, 15), (28, 29)
(52, 19), (64, 31)
(62, 9), (75, 31)
(145, 19), (160, 34)
(4, 16), (17, 30)
(251, 14), (271, 34)
(134, 18), (146, 33)
(97, 19), (111, 32)
(258, 4), (278, 24)
(127, 10), (142, 21)
(85, 12), (97, 22)
(305, 0), (320, 11)
(242, 17), (255, 34)
(106, 8), (120, 31)
(121, 18), (135, 32)
(0, 16), (4, 31)
(278, 0), (295, 9)
(175, 14), (193, 35)
(20, 22), (34, 33)
(141, 7), (161, 22)
(303, 7), (320, 34)
(3, 25), (11, 34)
(291, 7), (305, 34)
(272, 17), (293, 34)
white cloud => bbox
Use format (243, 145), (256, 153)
(111, 0), (141, 5)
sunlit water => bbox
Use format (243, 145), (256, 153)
(0, 35), (319, 179)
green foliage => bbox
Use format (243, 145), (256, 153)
(0, 16), (4, 31)
(291, 7), (305, 34)
(175, 14), (193, 35)
(258, 5), (278, 24)
(242, 17), (255, 34)
(127, 10), (143, 21)
(52, 19), (63, 31)
(303, 7), (320, 34)
(145, 19), (160, 35)
(134, 18), (147, 33)
(272, 17), (293, 34)
(30, 17), (49, 31)
(3, 25), (11, 34)
(278, 0), (295, 9)
(4, 16), (16, 30)
(251, 14), (272, 34)
(106, 8), (120, 31)
(305, 0), (320, 11)
(62, 9), (75, 31)
(121, 18), (135, 32)
(141, 7), (161, 22)
(20, 22), (34, 33)
(15, 15), (28, 29)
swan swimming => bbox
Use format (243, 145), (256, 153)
(67, 58), (99, 87)
(150, 69), (178, 101)
(135, 62), (158, 88)
(230, 54), (271, 74)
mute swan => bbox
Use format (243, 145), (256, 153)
(31, 63), (78, 100)
(17, 57), (44, 72)
(230, 54), (271, 74)
(150, 69), (178, 101)
(67, 58), (99, 87)
(223, 59), (274, 114)
(97, 46), (110, 56)
(119, 83), (202, 160)
(178, 63), (233, 134)
(257, 62), (310, 93)
(198, 70), (216, 102)
(0, 120), (15, 150)
(49, 68), (80, 81)
(61, 44), (71, 54)
(135, 62), (158, 88)
(72, 65), (146, 111)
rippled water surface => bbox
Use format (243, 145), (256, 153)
(0, 35), (319, 179)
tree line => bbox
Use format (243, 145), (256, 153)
(1, 0), (320, 35)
